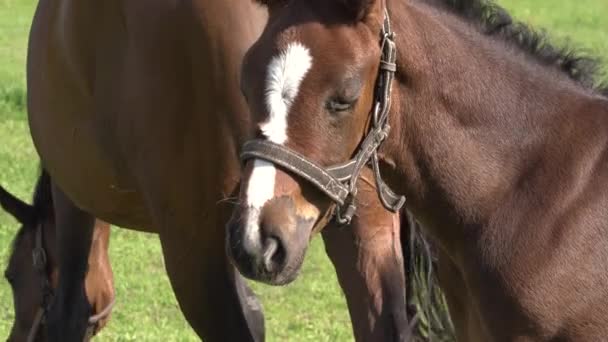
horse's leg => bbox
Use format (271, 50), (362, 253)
(85, 220), (115, 335)
(158, 222), (264, 342)
(322, 179), (408, 341)
(234, 268), (265, 340)
(46, 182), (95, 342)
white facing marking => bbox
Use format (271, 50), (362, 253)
(243, 42), (313, 254)
(260, 42), (313, 144)
(246, 160), (277, 209)
(245, 42), (313, 209)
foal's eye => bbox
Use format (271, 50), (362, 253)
(326, 98), (356, 113)
(326, 76), (362, 114)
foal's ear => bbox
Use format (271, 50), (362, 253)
(338, 0), (379, 21)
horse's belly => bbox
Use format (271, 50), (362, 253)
(27, 4), (151, 230)
(30, 111), (151, 231)
(29, 102), (150, 230)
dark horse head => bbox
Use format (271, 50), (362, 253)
(2, 172), (115, 341)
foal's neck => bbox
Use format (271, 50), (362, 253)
(384, 2), (604, 260)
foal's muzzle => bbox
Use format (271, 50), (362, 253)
(226, 197), (314, 285)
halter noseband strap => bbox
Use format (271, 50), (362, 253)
(27, 223), (55, 342)
(240, 11), (405, 225)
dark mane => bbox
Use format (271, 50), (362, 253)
(424, 0), (608, 95)
(9, 168), (53, 252)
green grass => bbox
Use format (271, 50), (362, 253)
(0, 0), (606, 341)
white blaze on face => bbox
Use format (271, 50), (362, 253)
(243, 42), (313, 252)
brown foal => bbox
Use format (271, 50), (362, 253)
(229, 0), (608, 340)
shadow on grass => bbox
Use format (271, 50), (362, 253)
(0, 85), (26, 121)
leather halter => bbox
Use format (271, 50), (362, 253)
(240, 11), (405, 224)
(26, 223), (115, 342)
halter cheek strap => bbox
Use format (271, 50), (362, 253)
(240, 11), (404, 225)
(26, 223), (116, 342)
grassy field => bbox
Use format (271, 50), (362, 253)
(0, 0), (606, 341)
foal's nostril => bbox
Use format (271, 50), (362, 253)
(262, 236), (285, 273)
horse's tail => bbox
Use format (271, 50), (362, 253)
(0, 167), (52, 226)
(402, 210), (456, 342)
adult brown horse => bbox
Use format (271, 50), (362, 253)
(25, 0), (416, 340)
(2, 172), (115, 342)
(229, 0), (608, 340)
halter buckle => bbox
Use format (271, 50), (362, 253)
(335, 197), (357, 225)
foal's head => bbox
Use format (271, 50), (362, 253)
(227, 0), (391, 284)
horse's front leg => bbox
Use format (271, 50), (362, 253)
(157, 207), (265, 342)
(322, 174), (408, 342)
(46, 182), (95, 342)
